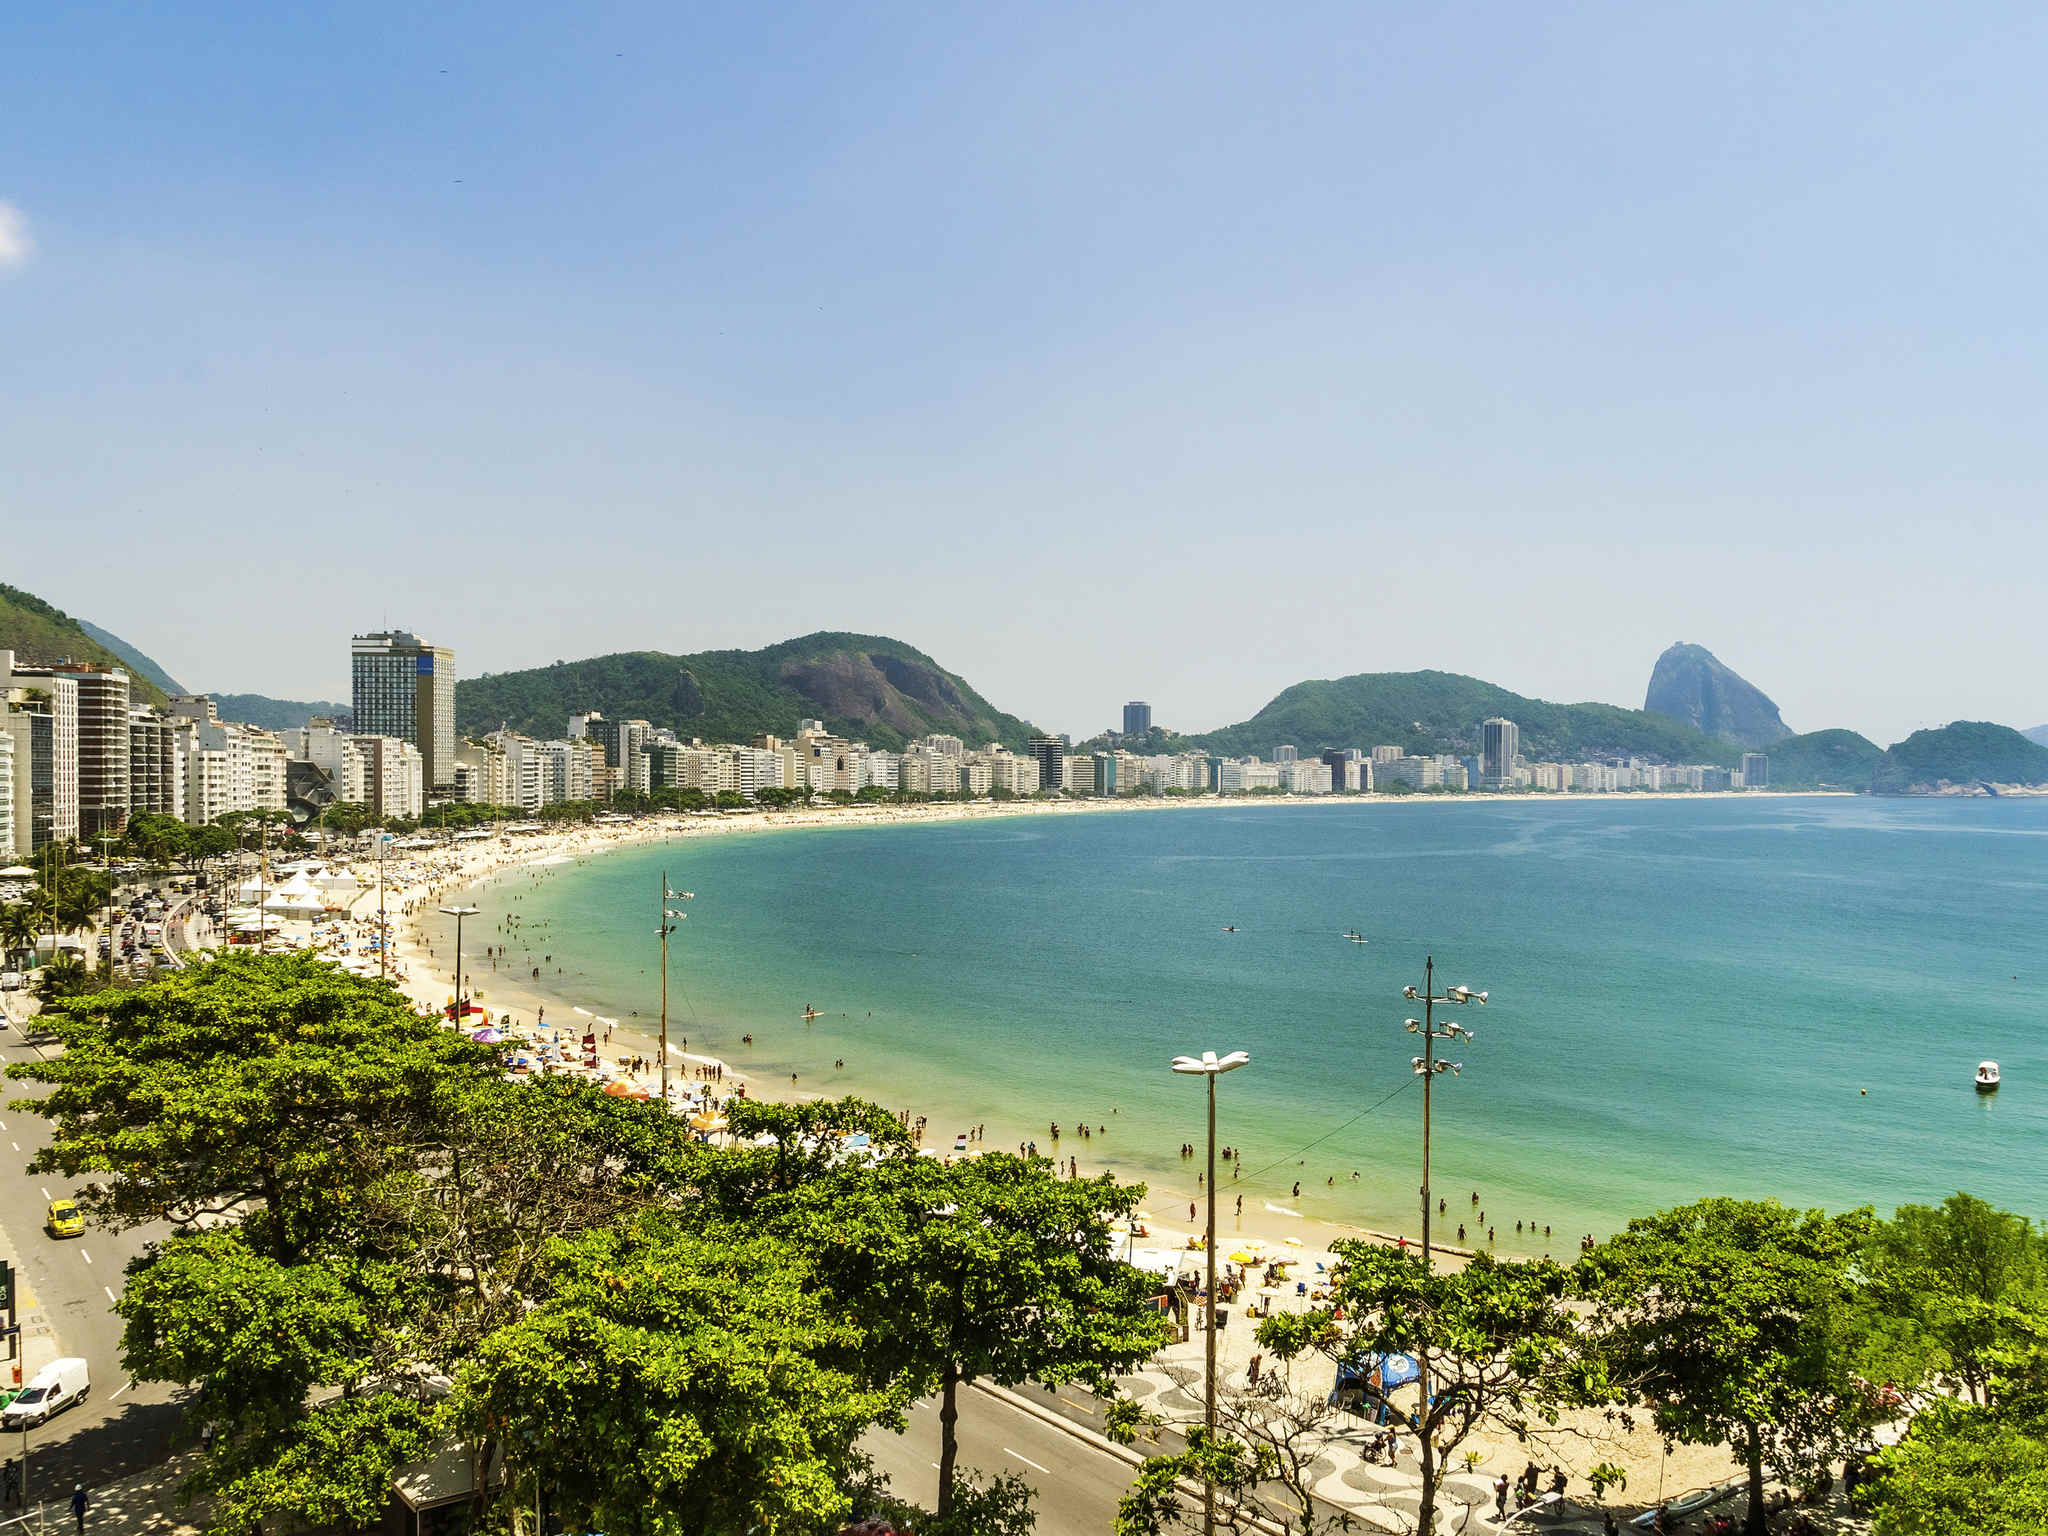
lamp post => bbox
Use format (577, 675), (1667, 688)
(1401, 957), (1486, 1536)
(439, 905), (479, 1025)
(1171, 1046), (1250, 1536)
(376, 833), (391, 982)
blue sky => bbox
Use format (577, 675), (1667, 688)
(4, 3), (2045, 743)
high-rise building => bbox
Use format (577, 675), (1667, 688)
(350, 631), (456, 791)
(1481, 718), (1520, 789)
(128, 708), (185, 820)
(1273, 744), (1298, 763)
(1122, 701), (1152, 737)
(1741, 752), (1768, 789)
(1028, 733), (1068, 794)
(1, 653), (77, 848)
(54, 664), (131, 837)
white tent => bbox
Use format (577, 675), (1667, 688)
(313, 867), (360, 895)
(261, 875), (328, 918)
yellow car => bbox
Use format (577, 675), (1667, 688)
(46, 1199), (84, 1239)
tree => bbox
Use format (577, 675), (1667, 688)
(1868, 1297), (2048, 1534)
(6, 951), (502, 1262)
(1858, 1193), (2047, 1404)
(1580, 1198), (1881, 1536)
(771, 1151), (1169, 1521)
(452, 1212), (898, 1536)
(1250, 1244), (1595, 1536)
(0, 900), (39, 967)
(1113, 1359), (1362, 1535)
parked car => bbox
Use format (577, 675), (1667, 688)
(0, 1359), (89, 1428)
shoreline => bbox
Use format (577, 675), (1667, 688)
(367, 788), (1850, 1265)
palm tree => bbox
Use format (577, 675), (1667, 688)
(0, 901), (38, 970)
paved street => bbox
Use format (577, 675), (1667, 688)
(861, 1386), (1146, 1535)
(1, 1003), (185, 1506)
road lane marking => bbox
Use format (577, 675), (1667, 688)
(103, 1285), (116, 1302)
(40, 1186), (49, 1199)
(80, 1249), (92, 1265)
(8, 1141), (16, 1152)
(1003, 1447), (1050, 1474)
(111, 1380), (131, 1400)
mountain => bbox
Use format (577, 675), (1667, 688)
(1643, 643), (1792, 748)
(455, 632), (1040, 751)
(2024, 725), (2048, 748)
(204, 694), (352, 732)
(1870, 722), (2048, 795)
(1180, 669), (1740, 765)
(74, 618), (186, 697)
(0, 582), (170, 708)
(1763, 729), (1883, 789)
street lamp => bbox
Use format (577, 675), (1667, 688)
(1400, 959), (1486, 1272)
(1401, 957), (1487, 1536)
(1170, 1046), (1250, 1536)
(439, 905), (480, 1026)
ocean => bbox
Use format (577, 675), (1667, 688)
(425, 795), (2048, 1249)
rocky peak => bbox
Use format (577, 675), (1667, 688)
(1643, 643), (1792, 749)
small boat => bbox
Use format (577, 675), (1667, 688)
(1976, 1061), (2001, 1093)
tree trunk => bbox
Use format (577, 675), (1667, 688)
(937, 1359), (960, 1519)
(1743, 1428), (1767, 1536)
(1417, 1417), (1436, 1536)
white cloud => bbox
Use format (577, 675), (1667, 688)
(0, 203), (33, 272)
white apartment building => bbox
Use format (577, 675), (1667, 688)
(1279, 759), (1334, 794)
(982, 750), (1040, 795)
(180, 719), (288, 825)
(922, 734), (965, 757)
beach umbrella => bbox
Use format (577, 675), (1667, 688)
(1228, 1250), (1262, 1264)
(470, 1027), (502, 1043)
(689, 1111), (727, 1133)
(603, 1079), (649, 1099)
(1283, 1236), (1305, 1248)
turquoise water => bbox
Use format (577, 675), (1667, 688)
(427, 798), (2048, 1248)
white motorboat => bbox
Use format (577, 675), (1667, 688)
(1975, 1061), (2001, 1093)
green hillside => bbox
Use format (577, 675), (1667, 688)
(1871, 722), (2048, 794)
(1763, 729), (1884, 789)
(206, 694), (352, 731)
(0, 582), (170, 708)
(455, 632), (1041, 751)
(75, 618), (187, 696)
(1181, 670), (1741, 765)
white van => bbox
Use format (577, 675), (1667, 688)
(1, 1358), (89, 1427)
(0, 971), (21, 991)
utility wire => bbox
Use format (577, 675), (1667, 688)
(1235, 1075), (1419, 1187)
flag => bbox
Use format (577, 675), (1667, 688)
(666, 888), (693, 899)
(664, 909), (690, 920)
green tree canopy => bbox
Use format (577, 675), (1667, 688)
(1581, 1197), (1880, 1536)
(768, 1151), (1167, 1519)
(1857, 1193), (2048, 1404)
(7, 952), (501, 1262)
(1251, 1244), (1597, 1536)
(453, 1212), (897, 1536)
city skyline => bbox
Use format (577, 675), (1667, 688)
(9, 5), (2048, 746)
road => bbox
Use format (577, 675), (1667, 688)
(0, 1004), (185, 1502)
(860, 1385), (1146, 1535)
